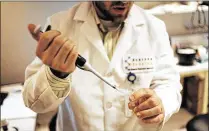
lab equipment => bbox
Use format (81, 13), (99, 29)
(177, 48), (197, 65)
(34, 25), (125, 94)
(191, 2), (207, 29)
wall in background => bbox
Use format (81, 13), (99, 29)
(1, 2), (78, 85)
(155, 12), (208, 36)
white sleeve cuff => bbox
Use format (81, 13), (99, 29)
(154, 86), (182, 131)
(45, 66), (71, 98)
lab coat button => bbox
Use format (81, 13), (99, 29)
(106, 102), (112, 109)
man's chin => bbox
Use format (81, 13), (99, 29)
(113, 16), (126, 24)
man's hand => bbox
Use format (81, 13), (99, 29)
(28, 24), (78, 74)
(128, 88), (164, 124)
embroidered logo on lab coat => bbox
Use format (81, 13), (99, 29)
(123, 54), (155, 73)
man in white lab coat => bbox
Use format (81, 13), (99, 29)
(23, 1), (182, 131)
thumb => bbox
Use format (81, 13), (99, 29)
(28, 24), (42, 41)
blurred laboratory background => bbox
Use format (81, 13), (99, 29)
(1, 1), (208, 131)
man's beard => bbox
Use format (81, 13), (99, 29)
(94, 1), (129, 24)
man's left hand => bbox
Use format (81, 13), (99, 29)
(128, 88), (164, 124)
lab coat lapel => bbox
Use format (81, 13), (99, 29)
(79, 7), (109, 63)
(108, 22), (134, 71)
(108, 5), (145, 72)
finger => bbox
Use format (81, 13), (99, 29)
(137, 96), (160, 112)
(33, 24), (42, 34)
(28, 24), (42, 41)
(138, 97), (148, 104)
(41, 36), (66, 66)
(52, 40), (74, 71)
(45, 35), (68, 58)
(37, 30), (61, 53)
(136, 105), (162, 119)
(63, 45), (78, 73)
(129, 88), (153, 101)
(133, 105), (141, 114)
(141, 114), (164, 124)
(129, 89), (152, 110)
(65, 45), (78, 65)
(133, 97), (149, 113)
(128, 100), (139, 110)
(135, 97), (149, 113)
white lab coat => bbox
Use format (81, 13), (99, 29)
(23, 2), (182, 131)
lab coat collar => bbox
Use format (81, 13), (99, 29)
(127, 4), (146, 26)
(78, 2), (110, 63)
(73, 2), (90, 22)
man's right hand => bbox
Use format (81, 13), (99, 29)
(28, 24), (78, 74)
